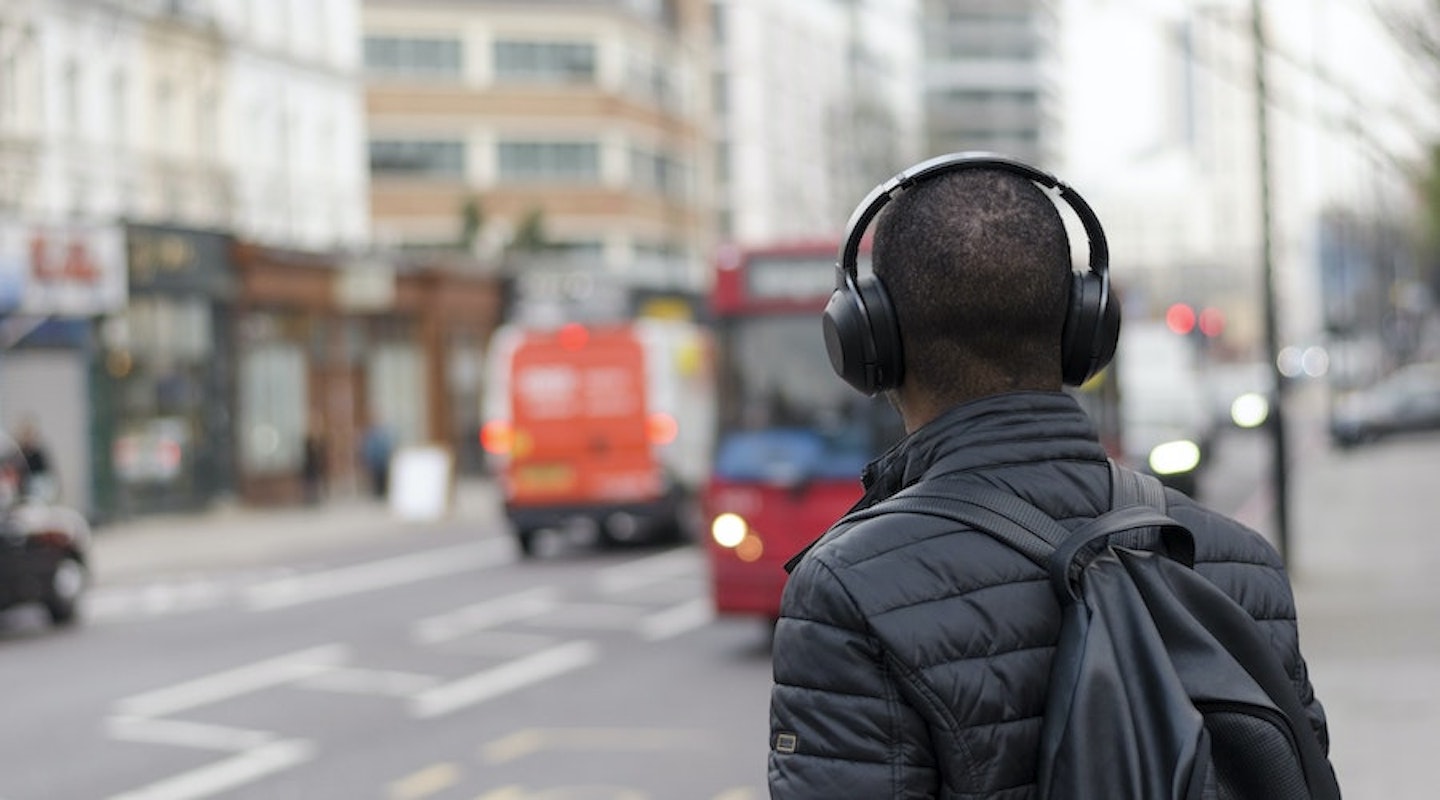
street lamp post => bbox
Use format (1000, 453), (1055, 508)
(1251, 0), (1291, 562)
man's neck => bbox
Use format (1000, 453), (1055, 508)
(894, 379), (1062, 434)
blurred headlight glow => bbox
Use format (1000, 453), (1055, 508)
(1230, 393), (1270, 429)
(1149, 440), (1201, 475)
(736, 534), (764, 562)
(712, 512), (748, 548)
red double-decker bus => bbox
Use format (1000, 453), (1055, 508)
(702, 242), (906, 622)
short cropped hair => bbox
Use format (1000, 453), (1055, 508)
(872, 168), (1073, 399)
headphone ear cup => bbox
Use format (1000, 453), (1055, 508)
(823, 287), (871, 393)
(856, 275), (904, 392)
(822, 274), (905, 395)
(1060, 271), (1120, 386)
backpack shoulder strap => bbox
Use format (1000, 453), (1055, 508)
(843, 464), (1193, 599)
(1109, 457), (1168, 511)
(842, 483), (1068, 567)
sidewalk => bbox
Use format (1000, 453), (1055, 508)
(1260, 403), (1440, 798)
(89, 477), (506, 584)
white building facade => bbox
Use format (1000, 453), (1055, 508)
(711, 0), (922, 245)
(0, 0), (368, 249)
(0, 0), (368, 517)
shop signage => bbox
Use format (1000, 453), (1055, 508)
(337, 258), (396, 310)
(0, 221), (127, 316)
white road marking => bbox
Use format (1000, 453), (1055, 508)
(594, 548), (701, 595)
(443, 630), (564, 657)
(114, 644), (349, 718)
(107, 738), (314, 800)
(244, 540), (512, 611)
(105, 716), (276, 752)
(88, 569), (296, 621)
(410, 640), (599, 719)
(294, 666), (439, 697)
(637, 598), (715, 641)
(523, 602), (646, 630)
(411, 587), (560, 645)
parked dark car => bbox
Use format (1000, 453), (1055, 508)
(0, 434), (90, 626)
(1330, 361), (1440, 448)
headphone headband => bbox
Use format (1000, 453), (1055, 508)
(838, 151), (1109, 287)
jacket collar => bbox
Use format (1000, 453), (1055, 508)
(784, 390), (1104, 573)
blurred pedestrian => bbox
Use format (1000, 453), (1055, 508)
(14, 417), (55, 500)
(301, 428), (326, 505)
(768, 154), (1335, 798)
(360, 420), (393, 500)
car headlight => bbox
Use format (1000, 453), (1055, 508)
(1230, 392), (1270, 429)
(1149, 440), (1201, 475)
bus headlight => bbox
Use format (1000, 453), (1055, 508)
(711, 512), (749, 548)
(1149, 440), (1201, 476)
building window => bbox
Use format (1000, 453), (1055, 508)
(497, 141), (600, 183)
(197, 90), (218, 160)
(711, 1), (726, 45)
(363, 36), (463, 77)
(111, 70), (128, 148)
(629, 147), (685, 198)
(935, 16), (1036, 59)
(368, 139), (466, 177)
(493, 40), (596, 83)
(1, 52), (15, 124)
(63, 60), (81, 137)
(155, 79), (175, 152)
(711, 72), (728, 116)
(553, 239), (605, 261)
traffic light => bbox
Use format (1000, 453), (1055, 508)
(1165, 302), (1224, 340)
(1165, 303), (1196, 335)
(1198, 307), (1225, 338)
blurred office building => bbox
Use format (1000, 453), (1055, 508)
(363, 0), (716, 322)
(920, 0), (1064, 169)
(709, 0), (922, 245)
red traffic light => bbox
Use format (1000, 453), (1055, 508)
(1165, 303), (1196, 335)
(1198, 307), (1225, 337)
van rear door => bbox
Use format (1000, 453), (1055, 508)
(508, 325), (660, 508)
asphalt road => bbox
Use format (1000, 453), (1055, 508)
(0, 527), (774, 800)
(0, 401), (1346, 800)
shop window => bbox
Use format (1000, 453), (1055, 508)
(368, 343), (426, 448)
(240, 344), (307, 475)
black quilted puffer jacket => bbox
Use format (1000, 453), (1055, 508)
(768, 391), (1330, 799)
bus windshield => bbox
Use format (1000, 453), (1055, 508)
(714, 314), (903, 483)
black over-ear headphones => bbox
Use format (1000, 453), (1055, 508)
(821, 151), (1121, 395)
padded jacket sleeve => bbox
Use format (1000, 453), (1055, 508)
(768, 553), (941, 799)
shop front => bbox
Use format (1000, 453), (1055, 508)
(233, 245), (501, 506)
(96, 224), (237, 519)
(0, 219), (129, 520)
